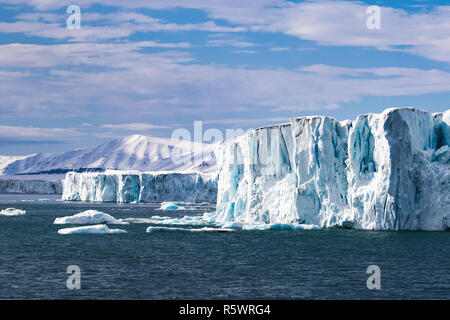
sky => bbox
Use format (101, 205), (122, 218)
(1, 0), (450, 155)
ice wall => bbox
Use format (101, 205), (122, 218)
(62, 170), (217, 203)
(214, 108), (450, 230)
(0, 178), (62, 194)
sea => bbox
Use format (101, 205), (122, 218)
(0, 194), (449, 299)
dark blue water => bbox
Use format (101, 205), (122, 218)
(0, 194), (449, 299)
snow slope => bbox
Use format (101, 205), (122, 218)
(210, 108), (449, 231)
(0, 155), (30, 175)
(2, 135), (218, 175)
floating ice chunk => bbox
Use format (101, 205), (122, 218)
(53, 210), (128, 225)
(58, 224), (128, 234)
(122, 218), (157, 224)
(157, 201), (215, 211)
(159, 202), (182, 210)
(221, 221), (245, 229)
(266, 223), (321, 230)
(146, 226), (234, 233)
(122, 215), (212, 227)
(38, 198), (50, 202)
(240, 222), (320, 231)
(0, 208), (26, 216)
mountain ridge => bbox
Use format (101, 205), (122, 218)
(1, 134), (218, 176)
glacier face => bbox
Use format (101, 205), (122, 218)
(0, 178), (62, 194)
(213, 108), (450, 231)
(62, 170), (217, 203)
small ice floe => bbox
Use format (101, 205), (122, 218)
(53, 209), (128, 225)
(57, 224), (127, 234)
(38, 198), (50, 202)
(146, 226), (235, 233)
(0, 208), (26, 216)
(123, 215), (211, 227)
(240, 222), (321, 231)
(159, 202), (184, 210)
(220, 220), (321, 231)
(157, 201), (214, 211)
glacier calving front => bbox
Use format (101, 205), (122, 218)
(213, 108), (449, 231)
(62, 171), (217, 203)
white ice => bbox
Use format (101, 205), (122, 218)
(146, 226), (234, 233)
(57, 224), (128, 234)
(62, 171), (217, 203)
(53, 210), (128, 225)
(212, 107), (450, 231)
(159, 202), (183, 210)
(0, 208), (26, 216)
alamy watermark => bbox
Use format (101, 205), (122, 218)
(366, 5), (381, 30)
(168, 120), (291, 169)
(66, 265), (81, 290)
(366, 265), (381, 290)
(66, 5), (81, 29)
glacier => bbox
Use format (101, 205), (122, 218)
(211, 108), (449, 231)
(58, 107), (448, 231)
(0, 178), (62, 194)
(62, 170), (217, 203)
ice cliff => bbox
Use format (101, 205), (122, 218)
(213, 108), (449, 231)
(0, 178), (62, 194)
(62, 170), (217, 203)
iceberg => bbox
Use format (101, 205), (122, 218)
(57, 224), (128, 234)
(62, 171), (217, 203)
(0, 208), (26, 216)
(211, 107), (450, 231)
(159, 202), (182, 210)
(53, 210), (127, 225)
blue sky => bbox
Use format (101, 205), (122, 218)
(1, 0), (450, 154)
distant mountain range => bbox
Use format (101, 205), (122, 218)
(0, 135), (219, 176)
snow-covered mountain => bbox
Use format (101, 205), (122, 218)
(0, 155), (29, 175)
(1, 135), (219, 176)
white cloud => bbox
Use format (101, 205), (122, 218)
(203, 117), (290, 125)
(1, 1), (450, 125)
(0, 10), (245, 42)
(101, 123), (169, 130)
(1, 41), (450, 120)
(3, 1), (450, 62)
(233, 49), (256, 54)
(207, 38), (257, 48)
(0, 125), (82, 142)
(269, 46), (291, 52)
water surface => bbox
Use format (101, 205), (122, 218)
(0, 194), (448, 299)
